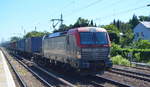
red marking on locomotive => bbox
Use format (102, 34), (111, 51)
(68, 27), (111, 48)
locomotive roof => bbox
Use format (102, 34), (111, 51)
(45, 27), (107, 38)
(78, 27), (107, 32)
(68, 27), (107, 33)
(45, 31), (67, 38)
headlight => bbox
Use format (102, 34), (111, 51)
(76, 51), (81, 59)
(77, 54), (81, 59)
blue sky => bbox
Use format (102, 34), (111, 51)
(0, 0), (150, 42)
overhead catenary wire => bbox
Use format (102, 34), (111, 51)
(49, 0), (77, 30)
(94, 5), (148, 21)
(97, 0), (123, 10)
(64, 0), (130, 23)
(51, 0), (149, 26)
(60, 0), (76, 13)
(64, 0), (104, 17)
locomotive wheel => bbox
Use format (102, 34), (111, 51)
(38, 58), (46, 66)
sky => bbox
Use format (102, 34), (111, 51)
(0, 0), (150, 42)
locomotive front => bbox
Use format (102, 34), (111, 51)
(69, 27), (112, 74)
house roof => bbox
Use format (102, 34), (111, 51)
(141, 21), (150, 28)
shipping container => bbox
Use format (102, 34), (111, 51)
(10, 41), (17, 49)
(17, 39), (25, 51)
(25, 37), (42, 53)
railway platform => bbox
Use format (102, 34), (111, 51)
(0, 50), (16, 87)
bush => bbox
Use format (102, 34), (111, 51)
(134, 53), (141, 62)
(112, 48), (150, 63)
(111, 55), (131, 66)
(148, 61), (150, 64)
(133, 40), (150, 49)
(111, 43), (121, 56)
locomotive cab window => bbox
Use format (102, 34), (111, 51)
(79, 32), (108, 45)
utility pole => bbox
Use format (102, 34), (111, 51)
(21, 26), (26, 37)
(35, 26), (37, 31)
(51, 13), (63, 30)
(60, 14), (63, 26)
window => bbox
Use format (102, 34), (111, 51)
(80, 32), (108, 45)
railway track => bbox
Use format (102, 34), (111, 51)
(89, 75), (132, 87)
(15, 55), (133, 87)
(22, 57), (106, 87)
(109, 67), (150, 82)
(1, 49), (27, 87)
(132, 62), (150, 68)
(3, 48), (136, 87)
(17, 54), (135, 87)
(132, 66), (150, 71)
(14, 55), (76, 87)
(115, 65), (150, 72)
(112, 67), (150, 77)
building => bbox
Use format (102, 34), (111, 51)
(134, 21), (150, 41)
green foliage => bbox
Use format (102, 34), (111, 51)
(111, 43), (121, 56)
(24, 31), (49, 38)
(55, 17), (96, 33)
(54, 24), (69, 32)
(120, 28), (134, 47)
(102, 24), (119, 33)
(133, 40), (150, 49)
(109, 32), (120, 44)
(112, 48), (150, 63)
(139, 16), (150, 21)
(10, 36), (21, 42)
(89, 20), (94, 27)
(102, 24), (120, 44)
(134, 53), (141, 62)
(148, 61), (150, 64)
(111, 42), (121, 49)
(113, 19), (132, 33)
(111, 55), (131, 66)
(73, 17), (89, 27)
(129, 14), (139, 29)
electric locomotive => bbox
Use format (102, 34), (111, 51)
(42, 27), (112, 75)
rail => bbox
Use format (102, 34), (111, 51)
(0, 48), (27, 87)
(14, 55), (76, 87)
(112, 67), (150, 77)
(109, 68), (150, 82)
(95, 75), (132, 87)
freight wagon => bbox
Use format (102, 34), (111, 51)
(25, 37), (42, 53)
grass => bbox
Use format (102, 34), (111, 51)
(147, 61), (150, 64)
(111, 55), (133, 66)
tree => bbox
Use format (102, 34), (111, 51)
(129, 14), (139, 29)
(10, 36), (21, 42)
(116, 20), (121, 30)
(139, 16), (150, 21)
(54, 24), (68, 33)
(120, 28), (134, 47)
(133, 40), (150, 49)
(89, 20), (94, 26)
(102, 24), (120, 44)
(54, 17), (96, 32)
(73, 17), (89, 28)
(24, 31), (49, 38)
(102, 24), (120, 33)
